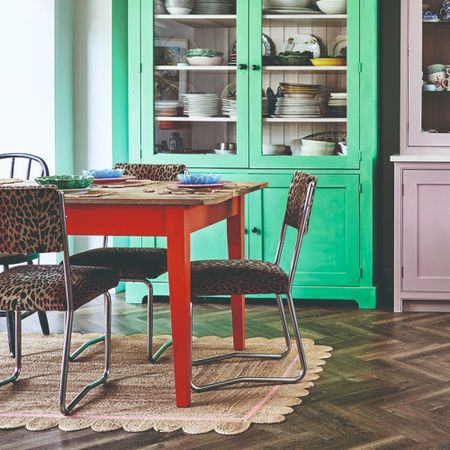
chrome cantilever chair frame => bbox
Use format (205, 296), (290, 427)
(190, 178), (316, 392)
(69, 237), (172, 364)
(0, 189), (113, 416)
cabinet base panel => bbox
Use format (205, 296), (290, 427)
(396, 298), (450, 313)
(125, 283), (377, 310)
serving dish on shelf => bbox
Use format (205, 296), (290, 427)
(281, 35), (321, 59)
(316, 0), (347, 14)
(311, 57), (346, 66)
(329, 35), (347, 58)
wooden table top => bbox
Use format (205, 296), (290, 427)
(62, 181), (268, 206)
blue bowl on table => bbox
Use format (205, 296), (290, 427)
(177, 173), (222, 185)
(82, 169), (124, 179)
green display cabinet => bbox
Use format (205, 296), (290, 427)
(115, 0), (379, 308)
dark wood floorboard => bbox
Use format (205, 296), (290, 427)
(0, 295), (449, 450)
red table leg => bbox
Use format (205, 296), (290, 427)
(167, 208), (192, 407)
(227, 195), (246, 351)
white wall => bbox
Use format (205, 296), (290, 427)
(73, 0), (113, 252)
(73, 0), (112, 174)
(0, 0), (56, 173)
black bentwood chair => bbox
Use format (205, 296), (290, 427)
(0, 153), (51, 356)
(69, 163), (186, 363)
(0, 186), (119, 415)
(188, 171), (317, 391)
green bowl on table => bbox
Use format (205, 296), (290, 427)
(35, 175), (94, 190)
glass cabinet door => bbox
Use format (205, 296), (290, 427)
(141, 0), (249, 168)
(249, 0), (359, 169)
(409, 0), (450, 147)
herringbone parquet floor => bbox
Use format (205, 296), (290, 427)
(0, 295), (449, 450)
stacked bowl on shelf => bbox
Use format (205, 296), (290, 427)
(327, 92), (347, 117)
(155, 100), (179, 117)
(164, 0), (194, 15)
(192, 0), (235, 14)
(186, 49), (224, 66)
(183, 94), (219, 117)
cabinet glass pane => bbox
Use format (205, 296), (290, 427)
(260, 6), (347, 158)
(422, 0), (450, 134)
(153, 2), (239, 157)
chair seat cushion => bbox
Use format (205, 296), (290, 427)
(0, 253), (39, 265)
(0, 265), (118, 312)
(69, 248), (168, 281)
(191, 259), (289, 296)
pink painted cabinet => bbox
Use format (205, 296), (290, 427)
(394, 162), (450, 312)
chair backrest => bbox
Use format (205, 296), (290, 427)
(115, 163), (186, 181)
(0, 153), (50, 180)
(274, 171), (318, 288)
(283, 171), (318, 231)
(0, 187), (65, 255)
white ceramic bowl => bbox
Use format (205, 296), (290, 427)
(166, 6), (192, 14)
(262, 144), (287, 155)
(301, 139), (336, 156)
(316, 0), (347, 14)
(264, 0), (312, 8)
(186, 56), (224, 66)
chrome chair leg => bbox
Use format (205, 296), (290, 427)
(144, 279), (173, 363)
(59, 292), (112, 415)
(69, 280), (173, 364)
(191, 292), (307, 392)
(0, 311), (21, 387)
(192, 294), (291, 368)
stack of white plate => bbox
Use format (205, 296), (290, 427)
(262, 98), (269, 117)
(328, 92), (347, 118)
(155, 100), (179, 117)
(183, 94), (219, 117)
(274, 95), (322, 118)
(192, 0), (235, 14)
(222, 98), (237, 118)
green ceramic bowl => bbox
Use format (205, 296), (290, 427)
(186, 48), (224, 58)
(35, 175), (94, 190)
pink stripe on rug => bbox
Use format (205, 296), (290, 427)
(242, 356), (299, 421)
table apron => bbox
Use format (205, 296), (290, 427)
(64, 197), (241, 237)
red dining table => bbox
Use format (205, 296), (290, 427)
(64, 181), (267, 407)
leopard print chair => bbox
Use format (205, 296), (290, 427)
(0, 153), (51, 356)
(69, 163), (186, 363)
(0, 186), (119, 415)
(188, 171), (318, 391)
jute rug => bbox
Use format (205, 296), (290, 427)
(0, 333), (332, 435)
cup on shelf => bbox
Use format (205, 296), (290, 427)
(426, 64), (445, 75)
(427, 71), (446, 90)
(423, 83), (437, 92)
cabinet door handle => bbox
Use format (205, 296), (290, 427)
(238, 64), (247, 70)
(251, 227), (259, 234)
(251, 64), (260, 71)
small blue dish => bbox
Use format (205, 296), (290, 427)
(82, 169), (124, 179)
(177, 173), (222, 185)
